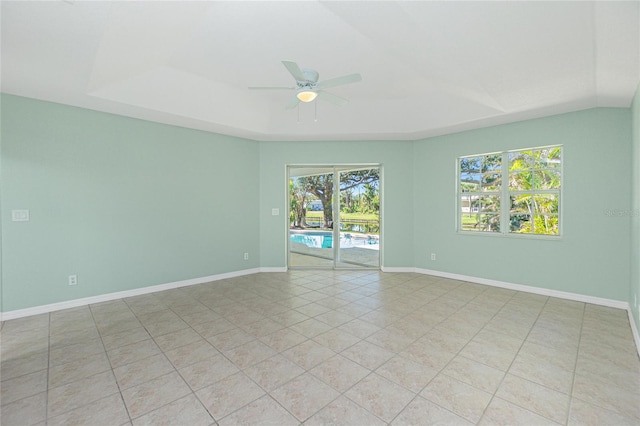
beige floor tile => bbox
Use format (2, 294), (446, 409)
(400, 339), (456, 370)
(239, 318), (286, 338)
(335, 302), (374, 318)
(365, 327), (416, 353)
(376, 355), (438, 393)
(258, 328), (307, 352)
(578, 342), (640, 373)
(314, 310), (354, 327)
(483, 316), (532, 340)
(568, 397), (639, 426)
(271, 372), (340, 421)
(442, 355), (505, 394)
(97, 317), (143, 337)
(282, 340), (336, 370)
(113, 353), (175, 390)
(49, 326), (101, 349)
(341, 340), (394, 370)
(288, 318), (333, 339)
(309, 354), (370, 392)
(195, 371), (265, 421)
(2, 271), (639, 425)
(49, 338), (105, 367)
(509, 350), (574, 394)
(223, 340), (277, 369)
(526, 325), (580, 354)
(312, 329), (360, 353)
(519, 340), (577, 371)
(47, 393), (130, 426)
(101, 327), (151, 352)
(244, 354), (305, 391)
(0, 350), (49, 382)
(206, 328), (255, 351)
(48, 351), (112, 388)
(358, 309), (403, 328)
(479, 397), (560, 425)
(0, 392), (47, 426)
(458, 335), (521, 371)
(344, 373), (415, 422)
(178, 353), (239, 391)
(420, 374), (492, 424)
(496, 374), (570, 424)
(391, 396), (473, 426)
(107, 339), (162, 368)
(337, 318), (381, 339)
(178, 309), (222, 327)
(121, 371), (191, 419)
(47, 370), (119, 418)
(164, 339), (219, 369)
(306, 395), (386, 426)
(1, 369), (48, 406)
(132, 394), (213, 426)
(153, 327), (202, 352)
(418, 327), (469, 353)
(572, 369), (640, 420)
(191, 318), (236, 338)
(218, 395), (299, 426)
(143, 318), (190, 337)
(269, 310), (310, 327)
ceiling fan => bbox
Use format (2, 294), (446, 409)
(249, 60), (362, 109)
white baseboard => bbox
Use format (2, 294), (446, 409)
(0, 267), (282, 321)
(380, 266), (416, 273)
(259, 267), (288, 273)
(629, 310), (640, 359)
(408, 267), (628, 310)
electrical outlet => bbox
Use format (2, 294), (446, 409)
(243, 252), (249, 261)
(68, 275), (77, 286)
(430, 253), (436, 261)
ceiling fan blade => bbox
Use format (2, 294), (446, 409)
(248, 86), (294, 90)
(317, 91), (348, 106)
(316, 73), (362, 90)
(282, 60), (306, 81)
(285, 96), (300, 110)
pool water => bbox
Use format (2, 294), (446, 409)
(290, 233), (333, 248)
(290, 231), (379, 250)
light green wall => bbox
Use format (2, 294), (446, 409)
(413, 108), (632, 301)
(631, 84), (640, 332)
(1, 94), (260, 311)
(258, 140), (414, 268)
(1, 94), (636, 313)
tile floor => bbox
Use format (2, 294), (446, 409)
(1, 270), (639, 425)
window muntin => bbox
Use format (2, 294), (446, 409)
(459, 146), (561, 237)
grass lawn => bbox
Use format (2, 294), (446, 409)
(306, 211), (379, 221)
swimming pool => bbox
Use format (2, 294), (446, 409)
(290, 230), (379, 250)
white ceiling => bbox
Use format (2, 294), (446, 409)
(2, 1), (639, 142)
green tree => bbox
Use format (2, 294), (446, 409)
(301, 169), (379, 228)
(289, 179), (309, 228)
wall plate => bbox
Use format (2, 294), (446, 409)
(12, 210), (30, 222)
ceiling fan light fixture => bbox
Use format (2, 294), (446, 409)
(296, 90), (318, 103)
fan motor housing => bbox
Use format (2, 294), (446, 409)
(299, 68), (319, 85)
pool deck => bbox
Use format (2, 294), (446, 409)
(289, 242), (379, 268)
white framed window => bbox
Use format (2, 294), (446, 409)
(458, 146), (562, 237)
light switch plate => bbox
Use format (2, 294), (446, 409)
(272, 208), (279, 216)
(12, 210), (30, 222)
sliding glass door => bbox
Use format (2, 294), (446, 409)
(288, 165), (380, 269)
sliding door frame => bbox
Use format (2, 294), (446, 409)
(286, 163), (382, 270)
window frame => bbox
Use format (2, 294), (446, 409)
(457, 145), (563, 239)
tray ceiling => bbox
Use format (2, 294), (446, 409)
(2, 1), (638, 141)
